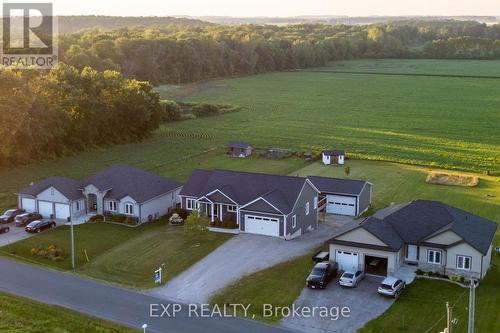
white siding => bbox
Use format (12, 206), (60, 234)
(446, 242), (484, 275)
(140, 188), (181, 223)
(329, 243), (401, 274)
(425, 231), (462, 245)
(336, 228), (388, 247)
(119, 196), (139, 217)
(37, 187), (70, 203)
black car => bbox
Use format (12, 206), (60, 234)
(15, 212), (43, 227)
(0, 209), (25, 224)
(25, 220), (56, 233)
(0, 225), (10, 234)
(306, 262), (338, 289)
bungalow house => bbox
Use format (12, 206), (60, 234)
(329, 200), (497, 279)
(322, 150), (345, 165)
(227, 141), (253, 157)
(16, 165), (183, 224)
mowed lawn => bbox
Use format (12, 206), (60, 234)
(157, 60), (500, 175)
(0, 292), (137, 332)
(211, 161), (500, 330)
(0, 221), (232, 289)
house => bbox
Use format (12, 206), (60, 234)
(227, 141), (253, 157)
(308, 176), (372, 217)
(17, 165), (183, 224)
(322, 150), (345, 165)
(179, 169), (319, 239)
(329, 200), (497, 279)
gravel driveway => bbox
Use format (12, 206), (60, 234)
(152, 216), (353, 303)
(281, 276), (394, 333)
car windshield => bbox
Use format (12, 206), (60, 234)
(4, 209), (16, 216)
(380, 283), (393, 290)
(342, 273), (354, 279)
(311, 268), (325, 275)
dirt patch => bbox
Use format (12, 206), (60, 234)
(426, 172), (479, 187)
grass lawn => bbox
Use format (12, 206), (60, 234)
(210, 253), (317, 323)
(0, 292), (137, 333)
(0, 220), (232, 289)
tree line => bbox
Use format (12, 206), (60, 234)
(0, 64), (162, 166)
(58, 20), (500, 84)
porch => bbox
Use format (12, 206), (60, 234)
(196, 200), (238, 224)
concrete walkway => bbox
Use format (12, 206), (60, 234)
(152, 216), (354, 303)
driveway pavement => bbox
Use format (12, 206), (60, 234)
(281, 276), (394, 333)
(152, 216), (354, 303)
(0, 219), (66, 247)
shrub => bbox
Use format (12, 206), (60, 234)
(161, 100), (182, 122)
(450, 275), (461, 282)
(89, 214), (104, 223)
(37, 250), (47, 257)
(170, 207), (189, 220)
(192, 103), (220, 117)
(126, 217), (137, 225)
(54, 256), (65, 262)
(30, 247), (40, 256)
(113, 214), (127, 223)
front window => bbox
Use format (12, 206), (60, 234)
(125, 203), (134, 215)
(292, 215), (297, 228)
(305, 202), (310, 215)
(427, 250), (442, 264)
(227, 205), (237, 212)
(186, 198), (196, 210)
(313, 196), (318, 209)
(76, 201), (81, 211)
(109, 201), (117, 212)
(457, 255), (471, 270)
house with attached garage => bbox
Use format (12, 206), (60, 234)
(329, 200), (497, 279)
(179, 169), (372, 239)
(16, 165), (183, 224)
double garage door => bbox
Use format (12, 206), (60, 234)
(244, 215), (280, 237)
(326, 195), (356, 216)
(336, 250), (359, 272)
(36, 201), (70, 220)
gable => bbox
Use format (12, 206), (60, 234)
(84, 184), (101, 194)
(336, 228), (388, 247)
(206, 190), (236, 204)
(241, 198), (282, 215)
(119, 195), (137, 204)
(37, 187), (71, 203)
(424, 230), (462, 245)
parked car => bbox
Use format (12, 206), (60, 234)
(15, 212), (43, 227)
(339, 270), (365, 288)
(378, 276), (406, 298)
(25, 220), (56, 233)
(0, 225), (10, 234)
(306, 262), (338, 289)
(0, 209), (25, 224)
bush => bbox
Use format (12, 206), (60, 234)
(89, 214), (104, 223)
(192, 103), (220, 117)
(450, 275), (461, 282)
(30, 247), (40, 256)
(170, 207), (189, 220)
(126, 217), (137, 225)
(113, 214), (127, 223)
(161, 100), (181, 122)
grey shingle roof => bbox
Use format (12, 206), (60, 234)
(179, 169), (306, 214)
(322, 150), (345, 156)
(83, 165), (183, 203)
(228, 141), (252, 149)
(307, 176), (368, 196)
(18, 177), (83, 200)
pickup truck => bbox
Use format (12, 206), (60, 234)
(312, 250), (330, 263)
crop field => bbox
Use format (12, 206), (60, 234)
(157, 59), (500, 175)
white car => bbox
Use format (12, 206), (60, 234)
(339, 270), (365, 287)
(378, 276), (406, 298)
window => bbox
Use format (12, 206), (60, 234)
(125, 203), (134, 215)
(305, 202), (310, 215)
(457, 255), (471, 270)
(109, 201), (117, 212)
(76, 201), (81, 211)
(292, 215), (297, 228)
(427, 250), (442, 264)
(313, 196), (318, 209)
(186, 198), (196, 210)
(227, 205), (237, 212)
(51, 188), (54, 196)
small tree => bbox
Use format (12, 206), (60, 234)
(344, 166), (351, 177)
(183, 210), (209, 235)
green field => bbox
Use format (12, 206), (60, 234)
(1, 220), (232, 289)
(0, 292), (137, 332)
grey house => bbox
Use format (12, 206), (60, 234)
(329, 200), (497, 279)
(227, 141), (253, 157)
(179, 170), (319, 239)
(17, 165), (183, 224)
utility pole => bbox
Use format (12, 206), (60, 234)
(468, 280), (475, 333)
(69, 217), (75, 270)
(446, 302), (453, 333)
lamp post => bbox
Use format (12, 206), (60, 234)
(141, 323), (148, 333)
(68, 217), (75, 270)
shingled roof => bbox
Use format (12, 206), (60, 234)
(179, 169), (308, 214)
(307, 176), (369, 196)
(18, 176), (83, 200)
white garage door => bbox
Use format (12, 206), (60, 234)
(326, 195), (357, 216)
(336, 250), (359, 272)
(38, 201), (54, 218)
(21, 198), (36, 212)
(55, 203), (70, 220)
(244, 215), (280, 237)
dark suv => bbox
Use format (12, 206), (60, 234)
(306, 262), (338, 289)
(15, 212), (43, 227)
(0, 209), (25, 224)
(25, 220), (56, 233)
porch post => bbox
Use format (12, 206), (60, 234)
(211, 203), (214, 222)
(219, 204), (223, 221)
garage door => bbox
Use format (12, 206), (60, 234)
(244, 215), (280, 237)
(326, 195), (356, 216)
(55, 203), (70, 220)
(21, 198), (36, 212)
(38, 201), (54, 218)
(336, 250), (359, 272)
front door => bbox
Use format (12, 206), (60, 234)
(406, 244), (418, 262)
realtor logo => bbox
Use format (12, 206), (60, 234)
(1, 2), (57, 68)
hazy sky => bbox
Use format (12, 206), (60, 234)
(47, 0), (500, 17)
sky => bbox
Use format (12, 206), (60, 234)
(42, 0), (500, 17)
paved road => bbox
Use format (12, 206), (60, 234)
(153, 216), (353, 303)
(0, 258), (292, 333)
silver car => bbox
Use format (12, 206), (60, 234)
(377, 276), (406, 298)
(339, 270), (365, 287)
